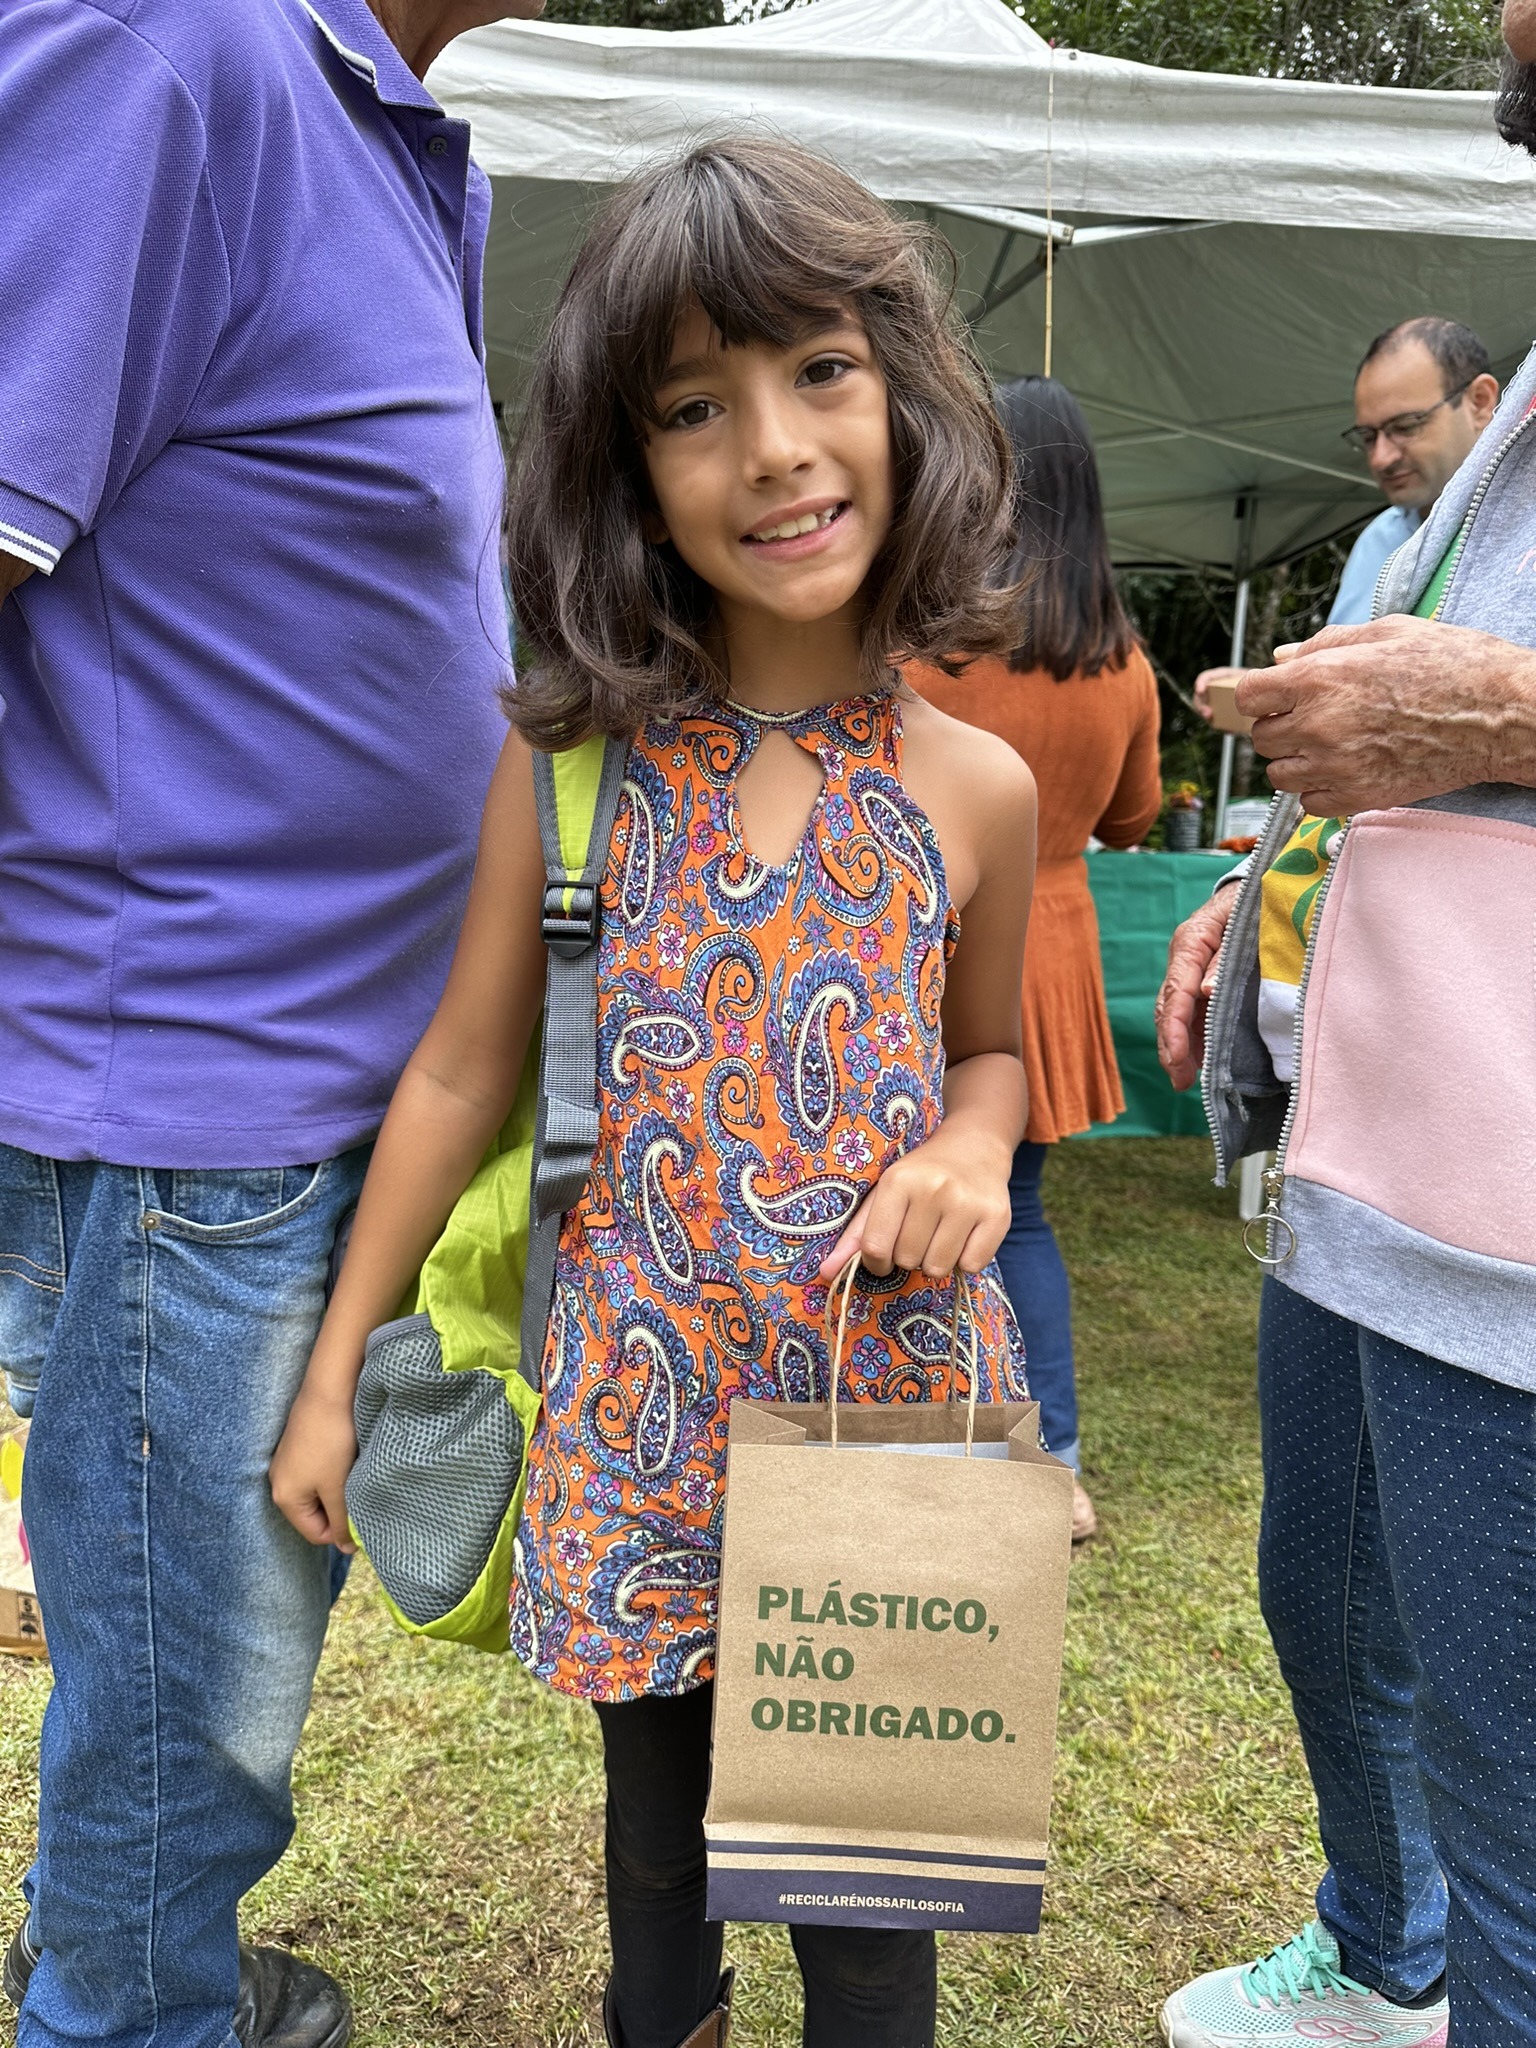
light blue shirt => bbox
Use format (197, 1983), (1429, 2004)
(1327, 504), (1423, 626)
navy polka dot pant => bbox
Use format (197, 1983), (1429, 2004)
(1258, 1277), (1536, 2042)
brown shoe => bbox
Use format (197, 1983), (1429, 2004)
(604, 1969), (734, 2048)
(1071, 1479), (1098, 1544)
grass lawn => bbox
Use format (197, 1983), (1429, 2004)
(0, 1137), (1320, 2046)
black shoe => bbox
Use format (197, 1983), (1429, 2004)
(235, 1944), (352, 2048)
(2, 1919), (39, 2010)
(4, 1924), (351, 2048)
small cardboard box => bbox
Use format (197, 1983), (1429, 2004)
(0, 1577), (46, 1659)
(0, 1427), (46, 1660)
(1205, 677), (1254, 736)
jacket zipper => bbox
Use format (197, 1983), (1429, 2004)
(1242, 409), (1534, 1266)
(1243, 820), (1347, 1267)
(1435, 406), (1536, 612)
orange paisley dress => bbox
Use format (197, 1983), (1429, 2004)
(510, 692), (1030, 1702)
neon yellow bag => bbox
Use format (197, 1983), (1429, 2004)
(345, 737), (628, 1652)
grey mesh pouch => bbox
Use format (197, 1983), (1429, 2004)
(346, 1314), (527, 1629)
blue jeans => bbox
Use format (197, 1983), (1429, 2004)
(0, 1143), (369, 2048)
(1258, 1279), (1536, 2042)
(993, 1142), (1076, 1468)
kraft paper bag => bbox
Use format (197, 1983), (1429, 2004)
(704, 1272), (1073, 1935)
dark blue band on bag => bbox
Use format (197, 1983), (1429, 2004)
(706, 1861), (1043, 1933)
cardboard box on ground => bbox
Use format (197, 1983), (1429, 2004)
(1, 1425), (47, 1660)
(704, 1382), (1073, 1937)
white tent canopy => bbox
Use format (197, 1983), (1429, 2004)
(430, 0), (1536, 570)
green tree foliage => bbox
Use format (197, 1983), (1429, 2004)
(531, 2), (1503, 129)
(542, 0), (724, 27)
(541, 0), (1503, 78)
(1025, 1), (1502, 89)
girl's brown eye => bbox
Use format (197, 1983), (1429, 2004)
(671, 400), (714, 430)
(802, 357), (849, 387)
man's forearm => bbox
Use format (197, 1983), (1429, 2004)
(1365, 632), (1536, 791)
(0, 548), (36, 604)
(1482, 652), (1536, 787)
(1239, 618), (1536, 814)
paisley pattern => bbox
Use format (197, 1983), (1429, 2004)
(511, 693), (1030, 1701)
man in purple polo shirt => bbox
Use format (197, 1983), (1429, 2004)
(0, 0), (536, 2042)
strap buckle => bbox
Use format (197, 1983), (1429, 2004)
(541, 879), (600, 957)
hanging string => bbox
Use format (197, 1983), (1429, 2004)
(1043, 39), (1056, 380)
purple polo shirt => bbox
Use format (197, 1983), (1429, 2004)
(0, 0), (509, 1167)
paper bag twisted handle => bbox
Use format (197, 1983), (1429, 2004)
(823, 1258), (981, 1456)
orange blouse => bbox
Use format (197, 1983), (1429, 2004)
(908, 649), (1162, 1144)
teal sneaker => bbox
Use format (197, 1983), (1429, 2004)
(1159, 1921), (1448, 2046)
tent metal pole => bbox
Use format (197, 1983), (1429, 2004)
(981, 229), (1018, 302)
(978, 250), (1049, 317)
(1214, 495), (1257, 842)
(1220, 626), (1245, 843)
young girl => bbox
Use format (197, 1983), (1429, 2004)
(271, 138), (1038, 2048)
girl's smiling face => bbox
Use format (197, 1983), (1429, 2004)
(641, 303), (895, 637)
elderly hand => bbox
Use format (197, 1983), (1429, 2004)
(1237, 615), (1536, 815)
(1156, 886), (1236, 1092)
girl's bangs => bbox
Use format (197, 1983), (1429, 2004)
(603, 154), (896, 426)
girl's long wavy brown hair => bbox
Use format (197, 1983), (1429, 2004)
(504, 136), (1018, 748)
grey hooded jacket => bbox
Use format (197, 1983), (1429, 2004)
(1202, 341), (1536, 1391)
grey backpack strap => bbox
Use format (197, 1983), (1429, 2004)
(517, 737), (629, 1388)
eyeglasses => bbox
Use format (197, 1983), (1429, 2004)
(1341, 379), (1473, 456)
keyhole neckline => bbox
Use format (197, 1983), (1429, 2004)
(726, 724), (830, 875)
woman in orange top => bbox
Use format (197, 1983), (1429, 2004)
(911, 376), (1161, 1540)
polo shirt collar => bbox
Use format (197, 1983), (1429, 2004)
(295, 0), (443, 112)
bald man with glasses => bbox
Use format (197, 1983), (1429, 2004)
(1196, 320), (1499, 719)
(1328, 317), (1500, 626)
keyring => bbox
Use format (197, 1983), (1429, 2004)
(1242, 1212), (1297, 1267)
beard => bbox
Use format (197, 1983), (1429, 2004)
(1495, 53), (1536, 155)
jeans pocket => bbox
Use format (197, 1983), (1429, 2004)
(0, 1144), (65, 1415)
(148, 1162), (328, 1243)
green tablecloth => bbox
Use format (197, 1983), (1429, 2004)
(1082, 850), (1244, 1139)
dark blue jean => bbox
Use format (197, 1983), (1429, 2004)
(993, 1141), (1076, 1468)
(1258, 1278), (1536, 2043)
(0, 1142), (369, 2048)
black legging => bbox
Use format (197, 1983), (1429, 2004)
(594, 1684), (936, 2048)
